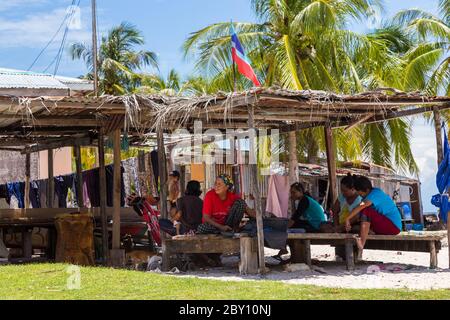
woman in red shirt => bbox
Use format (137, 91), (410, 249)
(197, 174), (254, 234)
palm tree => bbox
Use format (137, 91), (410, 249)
(70, 22), (158, 95)
(136, 69), (182, 96)
(393, 0), (450, 95)
(183, 0), (419, 174)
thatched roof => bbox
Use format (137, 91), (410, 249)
(0, 87), (449, 150)
(111, 87), (450, 132)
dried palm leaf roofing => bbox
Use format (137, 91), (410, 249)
(0, 87), (449, 150)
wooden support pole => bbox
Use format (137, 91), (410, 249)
(47, 149), (54, 208)
(239, 236), (259, 275)
(157, 126), (170, 271)
(248, 105), (267, 274)
(110, 129), (125, 267)
(433, 107), (444, 166)
(22, 228), (32, 259)
(288, 131), (298, 185)
(157, 127), (168, 219)
(324, 122), (338, 210)
(112, 129), (122, 238)
(345, 239), (355, 271)
(74, 146), (84, 208)
(98, 129), (109, 265)
(433, 108), (450, 269)
(180, 165), (186, 196)
(24, 153), (30, 209)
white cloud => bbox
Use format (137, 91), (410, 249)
(0, 5), (91, 49)
(0, 0), (48, 12)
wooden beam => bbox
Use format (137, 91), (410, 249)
(324, 122), (338, 210)
(31, 119), (99, 127)
(21, 137), (91, 154)
(47, 149), (54, 208)
(98, 128), (109, 265)
(344, 113), (375, 132)
(74, 145), (84, 208)
(248, 104), (267, 274)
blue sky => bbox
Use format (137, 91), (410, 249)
(0, 0), (442, 211)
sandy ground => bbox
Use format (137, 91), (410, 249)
(169, 238), (450, 290)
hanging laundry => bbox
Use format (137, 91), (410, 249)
(54, 175), (74, 208)
(7, 182), (25, 209)
(29, 181), (41, 208)
(0, 184), (10, 205)
(84, 169), (100, 207)
(266, 174), (290, 218)
(38, 179), (48, 208)
(105, 165), (125, 207)
(122, 158), (133, 199)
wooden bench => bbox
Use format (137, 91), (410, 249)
(163, 234), (259, 274)
(288, 231), (447, 270)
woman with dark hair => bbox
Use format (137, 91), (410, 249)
(345, 176), (401, 252)
(274, 182), (327, 262)
(289, 182), (327, 232)
(330, 173), (362, 233)
(159, 180), (203, 236)
(197, 174), (255, 234)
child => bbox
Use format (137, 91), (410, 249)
(170, 207), (183, 236)
(345, 176), (401, 252)
(331, 174), (362, 233)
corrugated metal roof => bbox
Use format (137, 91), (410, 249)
(0, 68), (92, 91)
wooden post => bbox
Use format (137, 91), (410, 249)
(248, 105), (267, 274)
(110, 129), (124, 267)
(180, 165), (186, 196)
(430, 241), (438, 269)
(157, 127), (168, 219)
(22, 228), (32, 259)
(324, 122), (338, 210)
(345, 239), (355, 271)
(239, 236), (258, 275)
(74, 145), (84, 208)
(433, 108), (450, 269)
(98, 129), (109, 265)
(47, 149), (54, 208)
(157, 126), (170, 271)
(288, 131), (298, 185)
(24, 153), (30, 209)
(433, 107), (444, 166)
(289, 240), (306, 263)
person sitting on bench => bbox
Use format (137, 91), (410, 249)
(159, 180), (203, 236)
(289, 182), (327, 232)
(273, 183), (327, 262)
(330, 174), (362, 233)
(345, 176), (402, 252)
(197, 174), (255, 234)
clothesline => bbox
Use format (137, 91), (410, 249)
(0, 151), (161, 210)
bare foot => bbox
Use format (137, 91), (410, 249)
(356, 237), (364, 251)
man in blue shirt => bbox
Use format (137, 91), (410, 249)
(344, 176), (401, 252)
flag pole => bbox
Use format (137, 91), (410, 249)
(231, 20), (237, 93)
